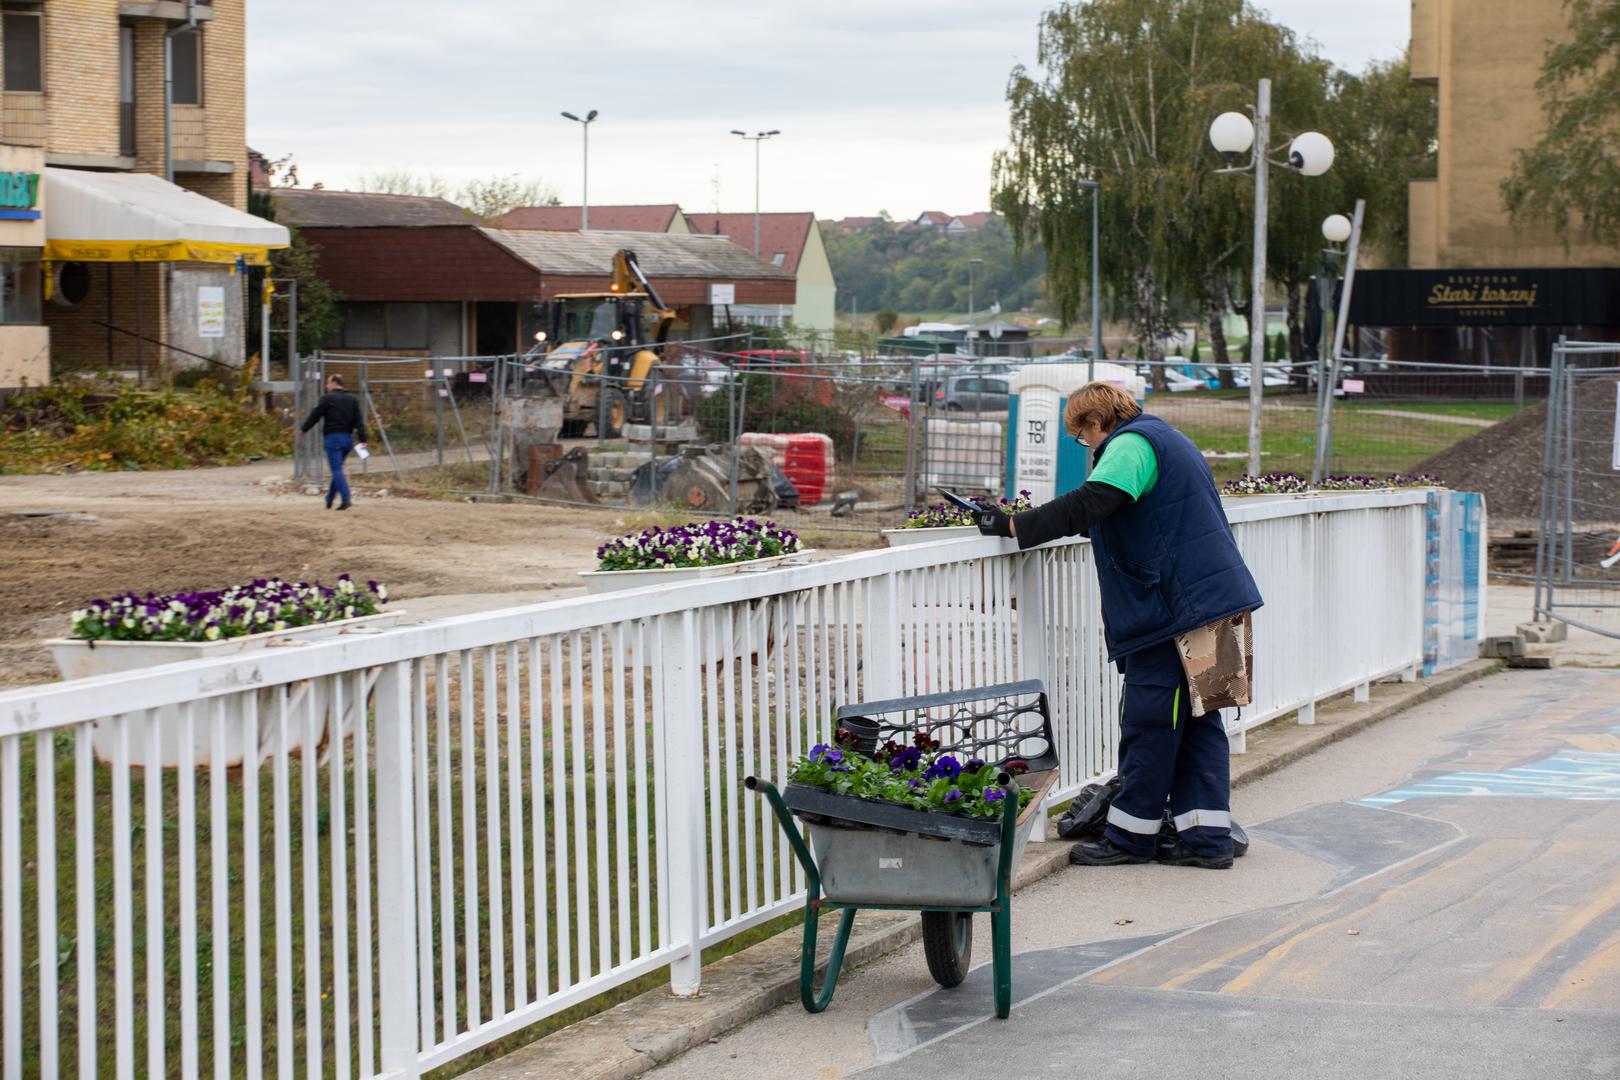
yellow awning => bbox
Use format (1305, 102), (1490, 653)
(43, 167), (290, 266)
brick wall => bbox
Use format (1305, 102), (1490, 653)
(200, 1), (247, 209)
(46, 262), (166, 376)
(43, 0), (120, 157)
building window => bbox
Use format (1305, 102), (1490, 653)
(0, 249), (41, 324)
(771, 253), (786, 267)
(170, 27), (202, 105)
(333, 302), (431, 350)
(119, 25), (136, 156)
(2, 9), (43, 93)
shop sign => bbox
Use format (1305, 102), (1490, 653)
(0, 171), (41, 220)
(1349, 268), (1620, 327)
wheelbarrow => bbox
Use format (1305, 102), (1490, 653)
(746, 678), (1059, 1019)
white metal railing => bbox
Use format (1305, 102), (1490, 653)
(0, 492), (1426, 1078)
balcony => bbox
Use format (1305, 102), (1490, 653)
(3, 93), (46, 147)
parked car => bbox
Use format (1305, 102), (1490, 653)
(935, 374), (1011, 413)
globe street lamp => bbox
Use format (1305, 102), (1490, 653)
(730, 129), (781, 257)
(560, 110), (598, 229)
(1210, 80), (1334, 475)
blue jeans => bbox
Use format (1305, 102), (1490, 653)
(324, 433), (353, 506)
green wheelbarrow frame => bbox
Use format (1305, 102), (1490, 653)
(745, 772), (1024, 1018)
(743, 677), (1060, 1020)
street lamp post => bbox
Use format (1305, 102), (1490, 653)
(1312, 201), (1365, 483)
(730, 129), (781, 256)
(560, 109), (598, 229)
(1210, 79), (1335, 475)
(967, 258), (984, 358)
(1077, 179), (1101, 380)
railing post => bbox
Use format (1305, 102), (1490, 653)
(660, 611), (708, 996)
(374, 660), (421, 1077)
(1015, 552), (1052, 840)
(863, 572), (903, 701)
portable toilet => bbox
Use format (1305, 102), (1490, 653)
(1004, 362), (1145, 503)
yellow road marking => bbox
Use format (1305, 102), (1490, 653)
(1474, 864), (1620, 1005)
(1218, 842), (1500, 996)
(1540, 924), (1620, 1009)
(1132, 845), (1461, 992)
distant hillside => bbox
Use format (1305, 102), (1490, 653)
(822, 217), (1049, 318)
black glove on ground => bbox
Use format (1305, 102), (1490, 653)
(974, 505), (1014, 537)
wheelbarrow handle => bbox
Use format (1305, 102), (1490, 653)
(745, 777), (820, 889)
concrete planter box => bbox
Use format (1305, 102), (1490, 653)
(45, 611), (402, 768)
(578, 550), (815, 594)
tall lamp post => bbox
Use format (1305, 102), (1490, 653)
(1209, 79), (1335, 475)
(1312, 201), (1365, 483)
(1077, 179), (1101, 380)
(560, 109), (598, 229)
(967, 257), (983, 323)
(729, 129), (781, 256)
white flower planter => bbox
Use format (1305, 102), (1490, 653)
(45, 611), (402, 768)
(883, 526), (982, 546)
(578, 550), (815, 594)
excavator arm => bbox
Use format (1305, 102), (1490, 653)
(611, 248), (675, 344)
(611, 249), (666, 311)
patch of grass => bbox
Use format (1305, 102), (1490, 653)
(1338, 400), (1532, 422)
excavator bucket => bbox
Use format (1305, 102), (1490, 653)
(536, 447), (597, 504)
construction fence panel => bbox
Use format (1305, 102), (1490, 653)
(1534, 342), (1620, 639)
(0, 494), (1434, 1078)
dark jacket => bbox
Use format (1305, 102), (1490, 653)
(1083, 413), (1262, 661)
(301, 390), (366, 442)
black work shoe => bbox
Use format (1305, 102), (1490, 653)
(1156, 841), (1233, 869)
(337, 500), (352, 511)
(1157, 820), (1250, 858)
(1069, 838), (1152, 866)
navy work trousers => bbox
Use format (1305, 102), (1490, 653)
(1103, 642), (1233, 858)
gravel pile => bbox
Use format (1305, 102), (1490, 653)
(1418, 381), (1620, 528)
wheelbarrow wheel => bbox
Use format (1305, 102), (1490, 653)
(921, 911), (973, 987)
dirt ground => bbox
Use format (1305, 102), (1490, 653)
(0, 460), (879, 688)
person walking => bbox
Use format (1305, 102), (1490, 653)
(974, 382), (1261, 869)
(300, 373), (367, 510)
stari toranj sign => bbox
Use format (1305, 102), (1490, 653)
(0, 171), (40, 220)
(1427, 272), (1538, 318)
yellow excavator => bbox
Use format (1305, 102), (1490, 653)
(529, 249), (674, 437)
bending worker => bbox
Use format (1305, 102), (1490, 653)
(975, 382), (1261, 869)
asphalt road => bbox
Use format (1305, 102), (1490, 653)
(651, 664), (1620, 1080)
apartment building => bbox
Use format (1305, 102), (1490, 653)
(1348, 0), (1620, 363)
(0, 0), (286, 387)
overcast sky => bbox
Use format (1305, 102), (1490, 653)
(247, 1), (1411, 221)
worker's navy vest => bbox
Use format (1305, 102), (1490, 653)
(1087, 413), (1263, 660)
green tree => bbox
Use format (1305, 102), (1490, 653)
(1504, 0), (1620, 244)
(875, 308), (900, 334)
(246, 190), (342, 368)
(992, 0), (1310, 388)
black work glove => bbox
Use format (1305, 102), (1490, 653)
(973, 503), (1014, 538)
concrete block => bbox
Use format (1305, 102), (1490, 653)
(625, 423), (696, 443)
(1508, 655), (1554, 670)
(1518, 620), (1568, 644)
(1479, 635), (1527, 659)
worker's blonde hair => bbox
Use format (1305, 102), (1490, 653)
(1064, 382), (1142, 437)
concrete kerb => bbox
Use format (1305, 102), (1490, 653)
(460, 659), (1501, 1080)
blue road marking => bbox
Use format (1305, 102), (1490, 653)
(1358, 749), (1620, 806)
